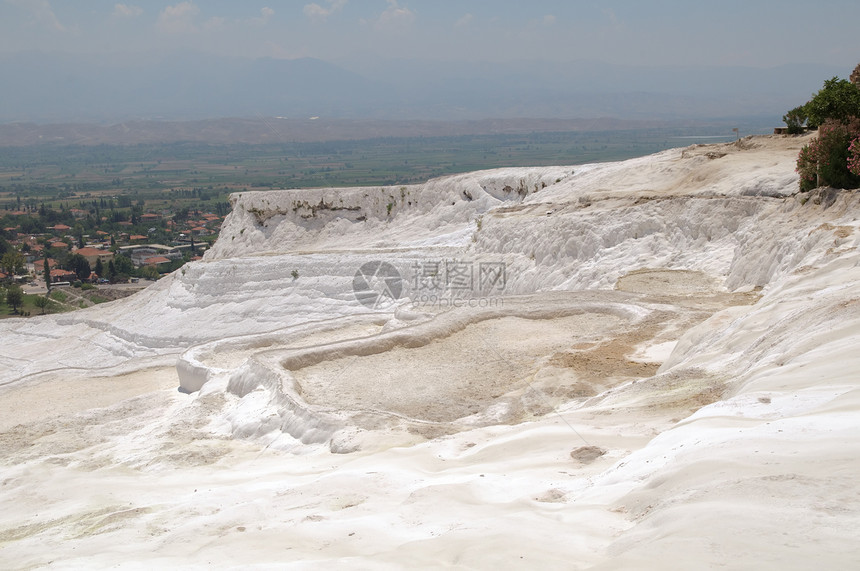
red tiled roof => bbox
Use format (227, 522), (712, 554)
(51, 224), (72, 231)
(144, 256), (171, 265)
(50, 268), (76, 277)
(75, 247), (110, 257)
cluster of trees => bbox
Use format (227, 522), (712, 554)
(786, 66), (860, 192)
(1, 250), (26, 276)
(47, 250), (170, 285)
(784, 77), (860, 132)
(93, 253), (186, 283)
(51, 251), (141, 284)
(99, 254), (133, 283)
(34, 246), (141, 285)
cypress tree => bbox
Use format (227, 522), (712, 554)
(43, 250), (51, 291)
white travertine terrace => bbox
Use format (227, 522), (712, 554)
(2, 133), (859, 568)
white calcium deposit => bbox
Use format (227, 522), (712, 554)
(2, 134), (859, 568)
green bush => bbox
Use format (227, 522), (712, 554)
(804, 77), (860, 129)
(138, 265), (161, 280)
(783, 106), (808, 134)
(34, 295), (50, 314)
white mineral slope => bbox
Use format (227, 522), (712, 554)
(0, 167), (569, 387)
(2, 133), (860, 568)
(0, 137), (810, 386)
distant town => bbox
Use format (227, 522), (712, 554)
(0, 197), (227, 317)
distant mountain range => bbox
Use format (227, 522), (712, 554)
(0, 52), (846, 125)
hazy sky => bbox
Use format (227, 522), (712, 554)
(1, 0), (858, 69)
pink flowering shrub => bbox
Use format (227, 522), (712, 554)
(796, 118), (860, 191)
(849, 137), (860, 176)
(796, 139), (821, 191)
